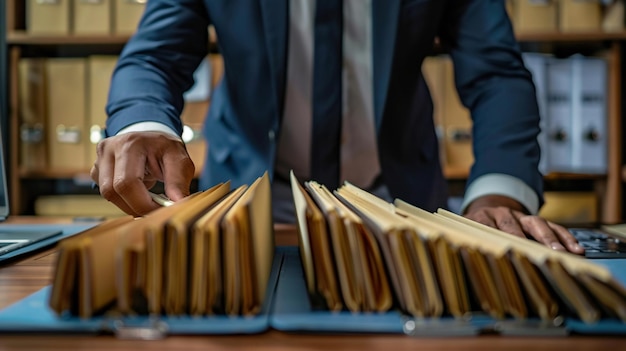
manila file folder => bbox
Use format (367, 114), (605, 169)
(87, 56), (119, 168)
(18, 58), (48, 171)
(46, 58), (88, 171)
(27, 0), (70, 35)
(272, 173), (626, 336)
(73, 0), (112, 35)
(0, 173), (280, 336)
(114, 0), (146, 35)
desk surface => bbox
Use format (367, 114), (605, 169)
(0, 217), (625, 350)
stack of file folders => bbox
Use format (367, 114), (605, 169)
(288, 170), (626, 332)
(0, 170), (625, 337)
(49, 171), (275, 320)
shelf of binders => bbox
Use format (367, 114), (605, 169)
(424, 34), (622, 223)
(6, 31), (219, 50)
(6, 32), (132, 46)
(11, 35), (623, 222)
(516, 31), (626, 42)
(7, 30), (626, 46)
(4, 0), (624, 221)
(4, 0), (222, 215)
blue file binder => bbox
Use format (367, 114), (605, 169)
(0, 247), (284, 336)
(270, 247), (626, 337)
(270, 247), (494, 336)
(270, 246), (407, 334)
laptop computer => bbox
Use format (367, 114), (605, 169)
(0, 124), (66, 257)
(569, 227), (626, 259)
(0, 110), (95, 263)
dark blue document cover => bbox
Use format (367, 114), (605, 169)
(270, 247), (492, 336)
(0, 248), (284, 335)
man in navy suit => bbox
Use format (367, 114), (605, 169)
(91, 0), (584, 254)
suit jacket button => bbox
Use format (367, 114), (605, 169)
(268, 130), (275, 141)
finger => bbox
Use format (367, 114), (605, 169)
(514, 213), (566, 251)
(137, 157), (163, 198)
(96, 142), (141, 216)
(90, 162), (99, 184)
(491, 208), (526, 239)
(464, 210), (497, 230)
(161, 151), (195, 201)
(91, 142), (103, 185)
(548, 222), (585, 255)
(113, 151), (160, 216)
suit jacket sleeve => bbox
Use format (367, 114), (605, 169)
(105, 0), (210, 137)
(439, 0), (544, 208)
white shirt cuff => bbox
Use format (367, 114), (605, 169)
(460, 173), (540, 215)
(116, 121), (180, 139)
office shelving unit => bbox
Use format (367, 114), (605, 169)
(3, 0), (625, 223)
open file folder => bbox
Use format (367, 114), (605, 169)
(0, 172), (279, 336)
(270, 247), (626, 336)
(278, 171), (626, 335)
(48, 172), (274, 319)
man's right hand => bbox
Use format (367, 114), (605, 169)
(90, 131), (195, 217)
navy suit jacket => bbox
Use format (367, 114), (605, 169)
(106, 0), (544, 212)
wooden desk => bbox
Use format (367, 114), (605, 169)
(0, 217), (625, 350)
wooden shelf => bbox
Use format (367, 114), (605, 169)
(543, 172), (607, 180)
(25, 165), (603, 182)
(8, 30), (626, 46)
(443, 167), (607, 181)
(443, 167), (470, 180)
(19, 169), (92, 180)
(19, 169), (203, 181)
(7, 32), (131, 45)
(7, 30), (218, 49)
(4, 2), (623, 221)
(516, 31), (626, 42)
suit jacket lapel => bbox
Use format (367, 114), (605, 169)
(372, 0), (401, 131)
(259, 0), (288, 124)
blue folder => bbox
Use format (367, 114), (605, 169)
(270, 247), (626, 337)
(270, 246), (407, 334)
(270, 247), (494, 336)
(0, 247), (284, 336)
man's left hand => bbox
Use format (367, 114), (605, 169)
(463, 194), (585, 255)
